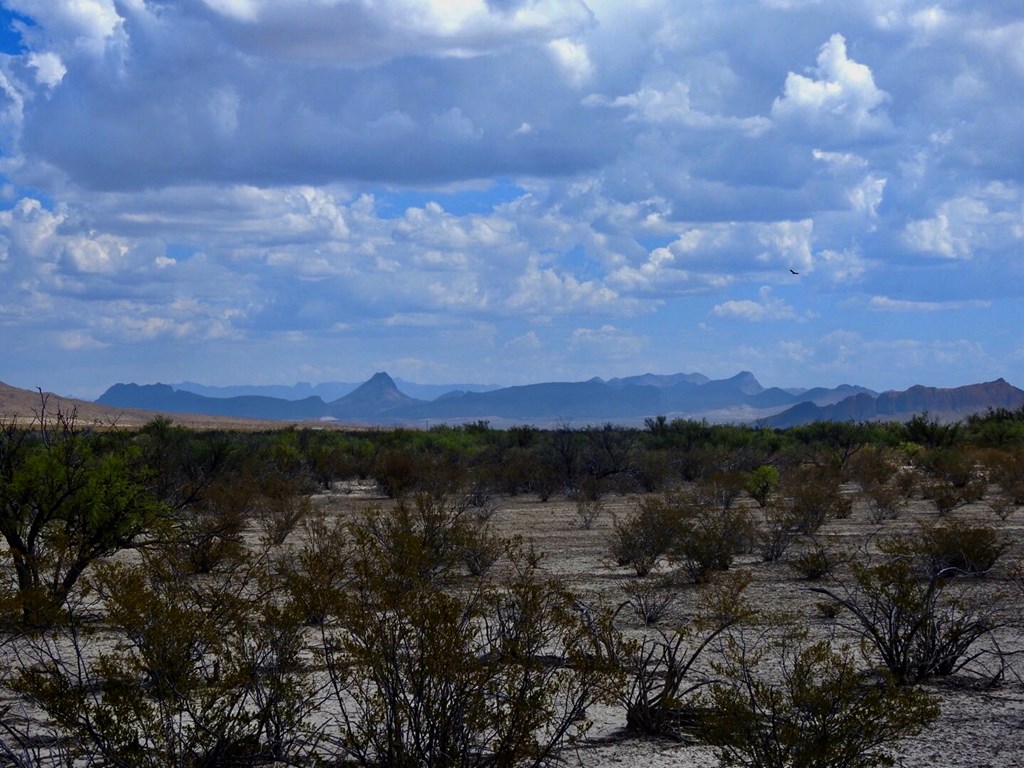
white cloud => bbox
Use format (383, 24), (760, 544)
(6, 0), (124, 56)
(848, 174), (886, 217)
(548, 37), (592, 86)
(569, 324), (647, 358)
(812, 148), (868, 170)
(772, 33), (890, 138)
(867, 296), (991, 312)
(902, 184), (1024, 259)
(817, 248), (866, 282)
(202, 0), (260, 23)
(27, 53), (67, 89)
(584, 80), (770, 136)
(504, 330), (543, 353)
(509, 258), (631, 314)
(711, 286), (799, 322)
(755, 220), (814, 270)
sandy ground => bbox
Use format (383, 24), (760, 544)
(315, 483), (1024, 768)
(3, 479), (1022, 767)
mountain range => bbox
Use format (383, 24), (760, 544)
(92, 371), (1024, 428)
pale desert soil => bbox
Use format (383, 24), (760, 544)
(316, 481), (1024, 768)
(3, 481), (1022, 767)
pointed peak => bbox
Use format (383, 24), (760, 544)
(365, 371), (397, 387)
(723, 371), (764, 394)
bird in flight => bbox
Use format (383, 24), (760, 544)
(789, 268), (799, 275)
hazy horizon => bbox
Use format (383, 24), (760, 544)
(1, 2), (1022, 399)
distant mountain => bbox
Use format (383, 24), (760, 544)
(172, 378), (501, 402)
(97, 383), (330, 420)
(605, 372), (710, 388)
(758, 379), (1024, 428)
(96, 370), (876, 425)
(327, 372), (424, 419)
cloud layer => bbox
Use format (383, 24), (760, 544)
(1, 0), (1022, 397)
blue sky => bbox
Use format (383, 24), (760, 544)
(0, 1), (1021, 399)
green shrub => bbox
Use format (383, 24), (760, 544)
(745, 465), (780, 508)
(609, 495), (684, 577)
(325, 543), (619, 768)
(622, 577), (678, 627)
(812, 551), (1003, 684)
(791, 541), (845, 580)
(909, 519), (1007, 578)
(704, 637), (940, 768)
(671, 500), (754, 583)
(597, 573), (753, 740)
(15, 552), (320, 767)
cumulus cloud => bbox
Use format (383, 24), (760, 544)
(772, 33), (890, 141)
(902, 184), (1024, 259)
(867, 296), (991, 312)
(569, 324), (647, 358)
(1, 1), (1023, 394)
(27, 52), (66, 88)
(584, 80), (770, 136)
(711, 286), (801, 322)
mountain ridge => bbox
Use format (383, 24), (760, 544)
(757, 378), (1024, 428)
(8, 372), (1021, 428)
(94, 370), (884, 426)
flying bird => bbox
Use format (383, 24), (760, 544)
(789, 269), (799, 275)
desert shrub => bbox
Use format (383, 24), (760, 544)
(348, 489), (475, 592)
(0, 406), (164, 626)
(704, 635), (940, 768)
(463, 480), (499, 521)
(14, 552), (320, 767)
(757, 502), (801, 563)
(982, 447), (1024, 504)
(634, 448), (674, 492)
(324, 544), (618, 768)
(577, 495), (605, 529)
(460, 522), (505, 577)
(903, 412), (960, 449)
(917, 448), (986, 515)
(703, 470), (748, 511)
(906, 520), (1007, 578)
(745, 465), (780, 508)
(277, 511), (349, 625)
(255, 470), (313, 546)
(622, 577), (678, 627)
(671, 497), (754, 584)
(815, 600), (843, 619)
(989, 495), (1018, 521)
(812, 550), (1004, 684)
(849, 447), (907, 522)
(596, 573), (752, 740)
(372, 448), (466, 499)
(791, 541), (845, 580)
(781, 465), (848, 532)
(609, 495), (685, 577)
(171, 474), (251, 574)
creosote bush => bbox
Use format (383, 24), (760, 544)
(909, 519), (1007, 578)
(703, 633), (940, 768)
(324, 516), (620, 768)
(812, 547), (1004, 685)
(791, 540), (845, 581)
(621, 577), (678, 627)
(594, 572), (754, 741)
(609, 495), (683, 577)
(14, 549), (321, 767)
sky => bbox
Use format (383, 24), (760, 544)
(0, 0), (1022, 400)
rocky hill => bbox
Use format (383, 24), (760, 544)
(757, 378), (1024, 428)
